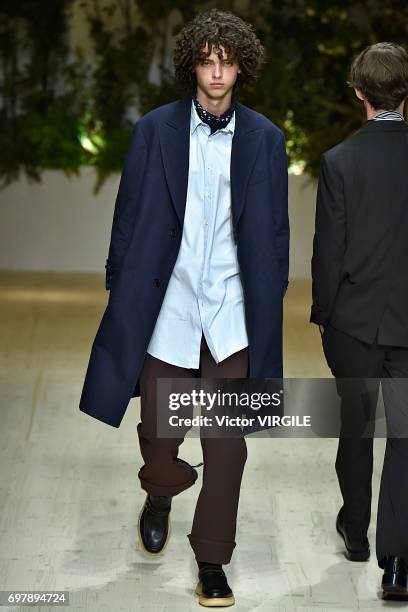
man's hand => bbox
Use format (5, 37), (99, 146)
(319, 324), (325, 335)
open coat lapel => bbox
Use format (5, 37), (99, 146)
(158, 94), (264, 228)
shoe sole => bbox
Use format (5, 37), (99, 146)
(335, 522), (370, 562)
(382, 586), (408, 600)
(195, 581), (235, 607)
(137, 493), (171, 557)
(382, 579), (408, 599)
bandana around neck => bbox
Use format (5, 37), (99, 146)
(192, 90), (236, 134)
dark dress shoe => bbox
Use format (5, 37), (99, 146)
(195, 562), (235, 607)
(137, 494), (172, 556)
(336, 506), (370, 562)
(382, 556), (408, 599)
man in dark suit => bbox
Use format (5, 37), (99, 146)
(311, 42), (408, 599)
(79, 8), (289, 607)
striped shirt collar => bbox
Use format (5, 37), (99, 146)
(370, 110), (405, 121)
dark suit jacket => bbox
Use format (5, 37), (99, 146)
(79, 94), (289, 428)
(310, 119), (408, 346)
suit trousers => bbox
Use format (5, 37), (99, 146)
(321, 322), (408, 567)
(137, 333), (249, 564)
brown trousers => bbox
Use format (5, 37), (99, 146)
(137, 333), (249, 564)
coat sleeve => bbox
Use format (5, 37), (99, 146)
(310, 152), (346, 325)
(105, 120), (148, 290)
(271, 130), (290, 296)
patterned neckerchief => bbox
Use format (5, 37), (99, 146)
(192, 89), (236, 134)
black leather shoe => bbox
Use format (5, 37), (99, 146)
(195, 562), (235, 607)
(336, 506), (370, 562)
(137, 494), (172, 556)
(382, 556), (408, 599)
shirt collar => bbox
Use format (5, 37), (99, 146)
(369, 109), (405, 121)
(190, 99), (235, 135)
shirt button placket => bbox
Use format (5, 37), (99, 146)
(201, 138), (211, 309)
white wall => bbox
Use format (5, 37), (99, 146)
(0, 170), (317, 279)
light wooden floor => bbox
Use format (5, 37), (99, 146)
(0, 272), (390, 611)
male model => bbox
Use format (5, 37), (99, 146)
(79, 8), (289, 607)
(311, 42), (408, 599)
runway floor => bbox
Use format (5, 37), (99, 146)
(0, 272), (391, 611)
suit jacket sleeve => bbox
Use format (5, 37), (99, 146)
(272, 131), (290, 296)
(105, 120), (148, 290)
(310, 152), (346, 325)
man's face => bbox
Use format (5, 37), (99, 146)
(194, 42), (240, 99)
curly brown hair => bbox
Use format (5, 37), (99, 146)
(173, 8), (265, 92)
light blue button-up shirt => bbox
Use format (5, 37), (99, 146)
(146, 99), (249, 368)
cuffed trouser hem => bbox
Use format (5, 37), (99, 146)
(187, 534), (237, 565)
(138, 460), (198, 497)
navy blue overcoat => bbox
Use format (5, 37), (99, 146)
(79, 94), (289, 428)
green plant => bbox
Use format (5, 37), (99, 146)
(1, 0), (407, 192)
